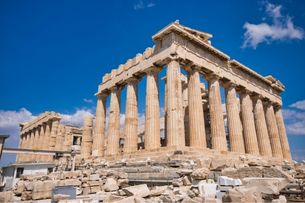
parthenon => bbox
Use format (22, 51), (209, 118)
(92, 21), (291, 161)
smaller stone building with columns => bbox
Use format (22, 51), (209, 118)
(16, 112), (88, 164)
(92, 21), (292, 162)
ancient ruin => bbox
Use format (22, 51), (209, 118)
(16, 112), (89, 164)
(92, 21), (291, 161)
(1, 21), (303, 203)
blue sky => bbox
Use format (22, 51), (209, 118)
(1, 0), (305, 166)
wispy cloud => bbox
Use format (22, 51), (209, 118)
(83, 98), (93, 104)
(289, 100), (305, 110)
(133, 0), (155, 10)
(283, 101), (305, 136)
(242, 1), (304, 49)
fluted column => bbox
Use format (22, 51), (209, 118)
(166, 60), (185, 148)
(208, 75), (227, 151)
(38, 125), (45, 161)
(187, 66), (206, 148)
(23, 131), (31, 161)
(81, 117), (93, 159)
(265, 103), (283, 158)
(145, 68), (161, 150)
(225, 83), (245, 153)
(43, 122), (52, 161)
(93, 94), (107, 157)
(31, 127), (40, 160)
(253, 96), (272, 157)
(275, 106), (292, 160)
(240, 91), (259, 155)
(17, 134), (24, 162)
(49, 120), (59, 151)
(124, 78), (138, 153)
(106, 87), (121, 156)
(55, 125), (64, 151)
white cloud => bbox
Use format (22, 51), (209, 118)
(0, 108), (35, 146)
(133, 0), (155, 10)
(60, 109), (94, 127)
(242, 2), (304, 49)
(282, 108), (305, 136)
(83, 98), (93, 104)
(289, 100), (305, 110)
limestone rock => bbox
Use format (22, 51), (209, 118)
(32, 180), (55, 200)
(103, 177), (119, 192)
(242, 177), (289, 195)
(191, 168), (210, 180)
(0, 191), (13, 202)
(64, 179), (81, 186)
(122, 184), (150, 197)
(222, 186), (263, 203)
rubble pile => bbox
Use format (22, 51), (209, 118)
(0, 154), (299, 202)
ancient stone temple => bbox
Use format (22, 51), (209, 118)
(92, 21), (292, 161)
(16, 112), (88, 163)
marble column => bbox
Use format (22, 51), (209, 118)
(93, 94), (107, 157)
(124, 78), (139, 153)
(23, 133), (29, 162)
(32, 127), (40, 160)
(43, 122), (52, 161)
(55, 125), (64, 151)
(166, 60), (185, 148)
(208, 75), (227, 151)
(17, 134), (24, 162)
(225, 83), (245, 153)
(81, 117), (93, 159)
(240, 91), (259, 155)
(275, 106), (292, 160)
(187, 66), (207, 148)
(49, 120), (59, 151)
(38, 125), (45, 161)
(253, 96), (272, 157)
(106, 87), (121, 156)
(145, 68), (161, 150)
(265, 103), (283, 158)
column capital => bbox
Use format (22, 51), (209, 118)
(251, 93), (265, 102)
(222, 81), (238, 89)
(125, 76), (139, 84)
(109, 85), (122, 93)
(206, 73), (220, 81)
(144, 66), (162, 75)
(239, 88), (254, 96)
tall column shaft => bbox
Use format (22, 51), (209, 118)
(253, 97), (272, 156)
(225, 85), (245, 153)
(81, 117), (93, 159)
(55, 125), (64, 151)
(166, 61), (185, 147)
(38, 125), (45, 161)
(43, 123), (52, 161)
(93, 94), (107, 157)
(145, 68), (160, 150)
(49, 120), (59, 150)
(208, 76), (227, 151)
(107, 87), (121, 156)
(31, 128), (40, 160)
(275, 107), (292, 160)
(265, 103), (283, 158)
(187, 67), (206, 148)
(124, 78), (138, 153)
(240, 92), (259, 155)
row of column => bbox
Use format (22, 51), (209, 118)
(17, 119), (60, 163)
(93, 60), (291, 160)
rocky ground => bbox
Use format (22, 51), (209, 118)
(0, 153), (304, 202)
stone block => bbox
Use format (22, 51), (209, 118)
(122, 184), (150, 197)
(191, 168), (210, 180)
(89, 174), (100, 181)
(197, 181), (218, 198)
(222, 186), (263, 203)
(218, 176), (242, 186)
(64, 179), (81, 186)
(0, 191), (13, 202)
(103, 177), (119, 192)
(242, 177), (289, 195)
(32, 180), (55, 200)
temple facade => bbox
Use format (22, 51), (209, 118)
(92, 21), (291, 161)
(16, 112), (87, 163)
